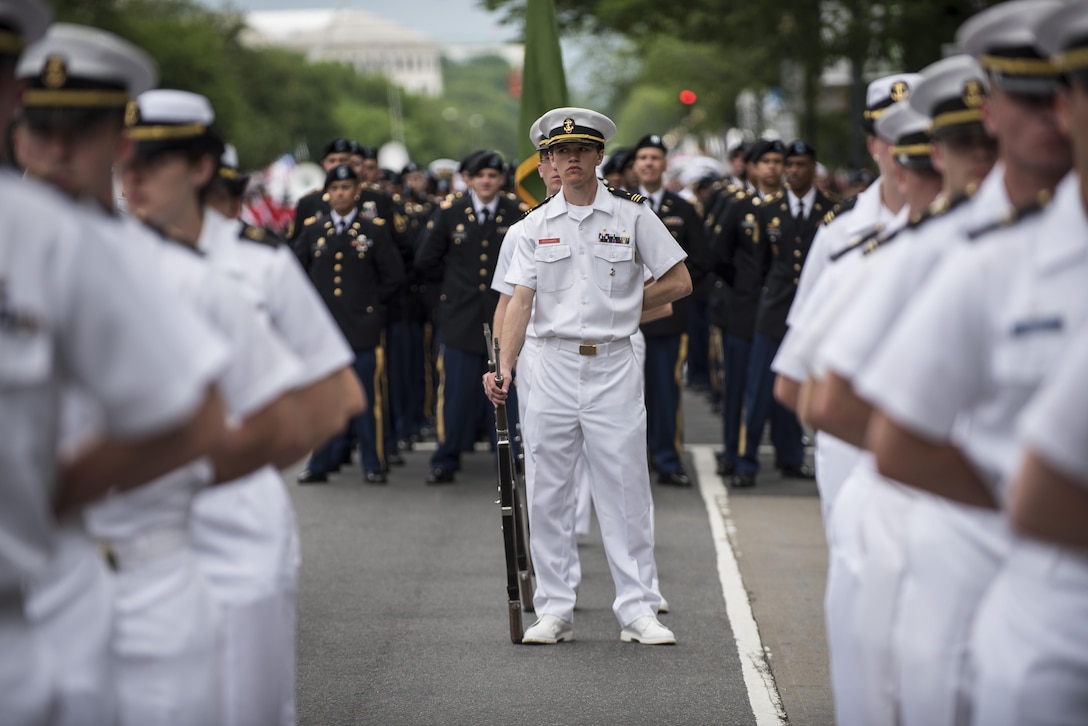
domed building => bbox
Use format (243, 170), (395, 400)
(244, 9), (444, 96)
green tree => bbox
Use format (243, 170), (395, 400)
(483, 0), (1004, 167)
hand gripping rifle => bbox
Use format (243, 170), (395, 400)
(485, 324), (532, 642)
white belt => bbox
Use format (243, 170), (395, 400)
(548, 337), (632, 357)
(99, 526), (189, 572)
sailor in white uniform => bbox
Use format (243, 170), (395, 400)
(486, 119), (669, 609)
(120, 89), (362, 725)
(81, 89), (309, 726)
(863, 4), (1075, 723)
(968, 6), (1088, 722)
(11, 23), (245, 726)
(488, 107), (691, 645)
(802, 56), (997, 726)
(770, 72), (916, 726)
(0, 7), (230, 726)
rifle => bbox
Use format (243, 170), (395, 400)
(485, 323), (531, 642)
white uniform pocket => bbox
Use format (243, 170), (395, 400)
(592, 244), (637, 294)
(534, 244), (573, 293)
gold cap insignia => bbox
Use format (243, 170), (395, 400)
(42, 55), (67, 89)
(563, 118), (575, 133)
(890, 81), (909, 102)
(962, 80), (983, 108)
(124, 100), (139, 127)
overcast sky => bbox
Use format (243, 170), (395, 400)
(200, 0), (515, 45)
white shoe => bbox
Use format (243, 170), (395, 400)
(522, 614), (574, 644)
(620, 616), (676, 645)
(657, 594), (670, 614)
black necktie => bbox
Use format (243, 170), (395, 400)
(336, 220), (345, 234)
(795, 200), (805, 221)
(479, 207), (490, 226)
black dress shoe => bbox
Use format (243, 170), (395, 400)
(731, 472), (757, 488)
(426, 467), (455, 485)
(364, 472), (387, 485)
(396, 438), (412, 452)
(657, 471), (692, 487)
(716, 459), (735, 477)
(780, 464), (816, 480)
(386, 451), (406, 467)
(296, 470), (328, 484)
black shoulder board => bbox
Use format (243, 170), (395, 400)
(824, 194), (859, 225)
(609, 186), (646, 204)
(966, 190), (1051, 242)
(828, 222), (883, 262)
(238, 222), (283, 247)
(522, 194), (555, 219)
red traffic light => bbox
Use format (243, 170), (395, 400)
(679, 89), (697, 105)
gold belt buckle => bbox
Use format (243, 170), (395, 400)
(578, 343), (597, 356)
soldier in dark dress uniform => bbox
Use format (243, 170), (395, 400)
(414, 151), (526, 484)
(287, 137), (354, 245)
(632, 133), (711, 486)
(735, 140), (834, 486)
(710, 138), (785, 484)
(296, 164), (404, 483)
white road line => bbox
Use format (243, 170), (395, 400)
(689, 444), (788, 726)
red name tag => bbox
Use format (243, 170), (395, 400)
(538, 237), (560, 245)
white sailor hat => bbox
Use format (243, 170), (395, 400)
(956, 0), (1064, 95)
(909, 55), (989, 137)
(0, 0), (50, 57)
(529, 115), (548, 151)
(18, 23), (157, 111)
(218, 142), (249, 192)
(864, 73), (923, 133)
(1034, 1), (1088, 78)
(125, 89), (221, 155)
(539, 107), (616, 147)
(875, 100), (933, 170)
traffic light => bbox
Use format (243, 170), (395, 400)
(679, 89), (697, 106)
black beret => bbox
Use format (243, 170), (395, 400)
(728, 142), (751, 160)
(402, 161), (422, 175)
(322, 138), (353, 159)
(784, 140), (816, 159)
(745, 139), (786, 164)
(633, 134), (667, 153)
(324, 163), (359, 189)
(465, 150), (504, 176)
(353, 144), (378, 160)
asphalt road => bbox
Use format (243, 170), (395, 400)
(288, 388), (832, 725)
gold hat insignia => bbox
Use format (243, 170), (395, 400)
(124, 100), (139, 127)
(563, 118), (574, 133)
(42, 55), (67, 89)
(962, 80), (983, 108)
(890, 81), (909, 102)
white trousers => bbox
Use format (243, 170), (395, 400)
(814, 431), (862, 528)
(852, 474), (918, 726)
(970, 540), (1088, 726)
(823, 460), (874, 726)
(24, 523), (116, 726)
(525, 337), (659, 626)
(0, 590), (54, 726)
(894, 500), (1009, 726)
(112, 548), (221, 726)
(192, 470), (301, 725)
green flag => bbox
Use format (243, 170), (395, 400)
(515, 0), (569, 206)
